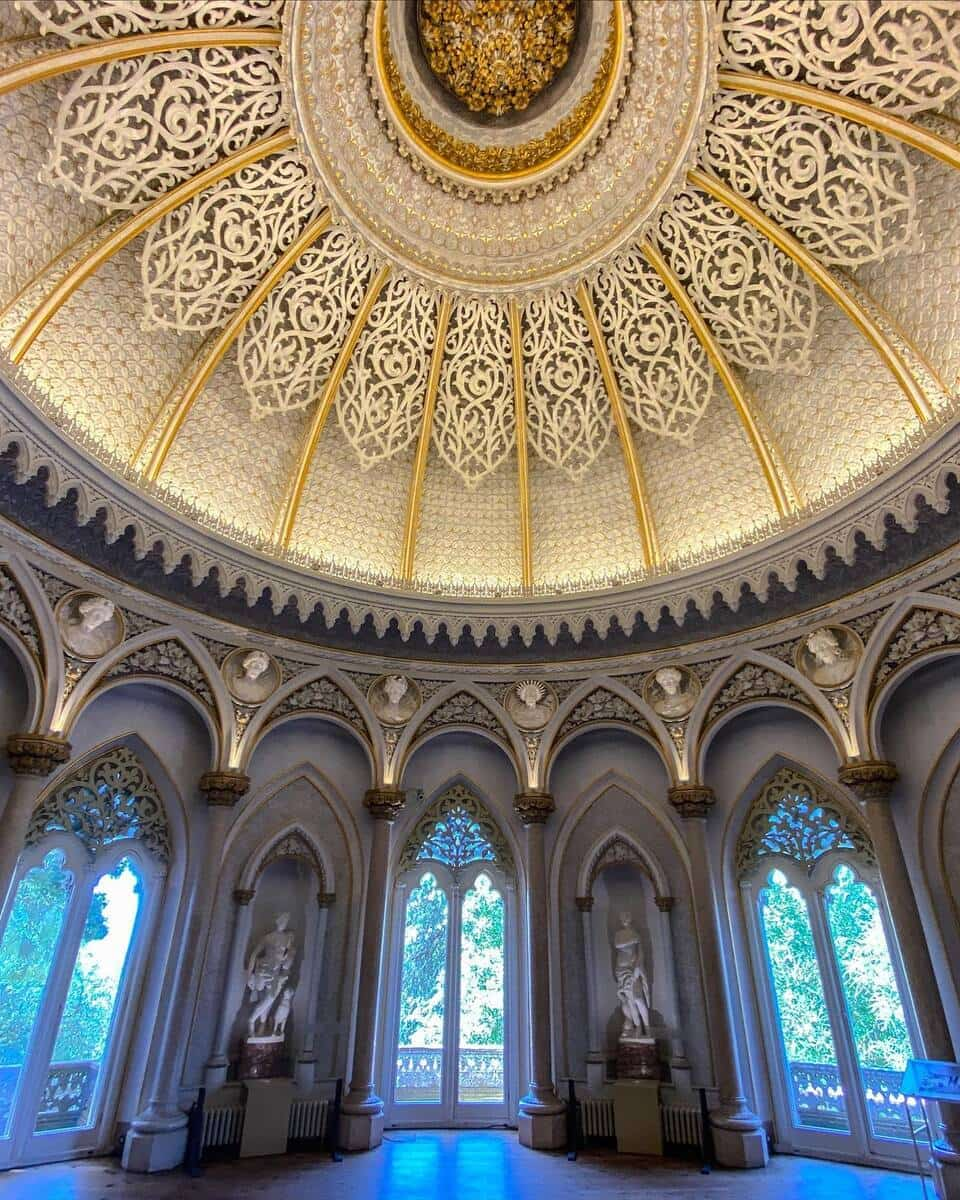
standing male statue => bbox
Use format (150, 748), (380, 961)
(613, 911), (651, 1039)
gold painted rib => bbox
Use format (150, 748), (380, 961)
(717, 69), (960, 174)
(399, 294), (453, 581)
(640, 238), (798, 518)
(274, 265), (392, 550)
(141, 209), (332, 481)
(10, 130), (294, 364)
(0, 28), (281, 96)
(688, 167), (934, 423)
(509, 300), (533, 588)
(575, 281), (659, 569)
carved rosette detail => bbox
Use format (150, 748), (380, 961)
(838, 759), (899, 802)
(364, 786), (405, 821)
(513, 790), (555, 826)
(199, 768), (250, 806)
(7, 733), (71, 777)
(667, 784), (716, 820)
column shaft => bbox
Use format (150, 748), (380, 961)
(0, 734), (71, 906)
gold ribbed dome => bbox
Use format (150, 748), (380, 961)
(0, 0), (958, 601)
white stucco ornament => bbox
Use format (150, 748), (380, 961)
(795, 624), (863, 689)
(642, 664), (700, 720)
(223, 646), (280, 704)
(56, 590), (125, 661)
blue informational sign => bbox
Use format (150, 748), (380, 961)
(901, 1060), (960, 1103)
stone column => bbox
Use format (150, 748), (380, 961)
(340, 787), (404, 1151)
(123, 769), (248, 1173)
(655, 895), (692, 1091)
(295, 890), (335, 1089)
(204, 887), (256, 1090)
(515, 791), (565, 1150)
(577, 894), (607, 1095)
(0, 733), (72, 906)
(668, 785), (768, 1169)
(839, 761), (960, 1200)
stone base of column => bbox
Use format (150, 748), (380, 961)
(711, 1122), (769, 1169)
(203, 1056), (229, 1090)
(518, 1110), (566, 1150)
(121, 1104), (188, 1172)
(338, 1110), (384, 1151)
(932, 1149), (960, 1200)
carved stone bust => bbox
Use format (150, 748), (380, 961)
(795, 624), (863, 689)
(368, 673), (421, 725)
(223, 647), (281, 704)
(642, 664), (700, 720)
(504, 679), (557, 730)
(57, 591), (125, 660)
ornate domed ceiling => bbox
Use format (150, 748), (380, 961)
(0, 0), (959, 624)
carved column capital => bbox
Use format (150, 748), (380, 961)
(838, 759), (898, 801)
(233, 888), (255, 906)
(655, 895), (676, 912)
(514, 791), (555, 825)
(6, 732), (71, 776)
(667, 783), (716, 819)
(364, 787), (405, 821)
(318, 891), (336, 908)
(575, 895), (594, 912)
(199, 769), (250, 807)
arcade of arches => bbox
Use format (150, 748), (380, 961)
(0, 3), (960, 1198)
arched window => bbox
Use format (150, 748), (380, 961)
(386, 784), (514, 1127)
(0, 748), (168, 1168)
(738, 768), (918, 1166)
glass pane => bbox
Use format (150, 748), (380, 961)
(35, 858), (142, 1133)
(395, 873), (447, 1104)
(825, 864), (915, 1142)
(758, 869), (849, 1133)
(0, 851), (74, 1137)
(458, 874), (504, 1104)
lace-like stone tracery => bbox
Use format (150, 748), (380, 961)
(26, 746), (170, 865)
(399, 782), (513, 874)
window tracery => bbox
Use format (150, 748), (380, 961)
(399, 783), (512, 876)
(25, 746), (170, 865)
(736, 767), (874, 878)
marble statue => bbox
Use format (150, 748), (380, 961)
(245, 912), (297, 1039)
(505, 678), (557, 730)
(368, 672), (420, 725)
(644, 664), (698, 720)
(614, 911), (651, 1039)
(59, 592), (124, 659)
(797, 625), (860, 689)
(224, 646), (279, 704)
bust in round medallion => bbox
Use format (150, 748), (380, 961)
(643, 664), (700, 721)
(223, 648), (281, 705)
(56, 591), (125, 661)
(504, 678), (558, 730)
(795, 625), (863, 690)
(369, 673), (422, 726)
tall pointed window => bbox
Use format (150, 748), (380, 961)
(0, 748), (167, 1168)
(738, 768), (918, 1163)
(389, 784), (513, 1126)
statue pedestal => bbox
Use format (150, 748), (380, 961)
(240, 1034), (285, 1080)
(239, 1078), (294, 1158)
(616, 1036), (659, 1081)
(612, 1080), (662, 1155)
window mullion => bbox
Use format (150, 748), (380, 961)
(806, 882), (871, 1153)
(445, 879), (463, 1119)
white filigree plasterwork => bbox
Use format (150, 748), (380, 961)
(26, 746), (170, 865)
(704, 93), (916, 267)
(142, 151), (323, 333)
(238, 228), (376, 419)
(19, 0), (284, 44)
(591, 251), (715, 441)
(656, 187), (818, 373)
(433, 298), (516, 487)
(44, 46), (284, 211)
(337, 276), (437, 469)
(718, 0), (960, 115)
(520, 290), (611, 479)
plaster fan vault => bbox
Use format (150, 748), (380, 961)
(0, 0), (958, 617)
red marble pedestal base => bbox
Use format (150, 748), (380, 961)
(616, 1037), (659, 1080)
(240, 1036), (285, 1079)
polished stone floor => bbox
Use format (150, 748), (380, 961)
(2, 1132), (923, 1199)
